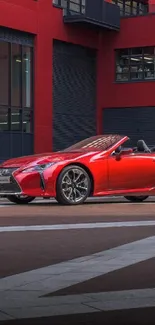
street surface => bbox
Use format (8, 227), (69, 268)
(0, 196), (155, 324)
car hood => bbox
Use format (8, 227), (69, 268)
(0, 151), (95, 168)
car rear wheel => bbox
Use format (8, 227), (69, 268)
(124, 196), (148, 202)
(7, 195), (35, 205)
(56, 165), (91, 205)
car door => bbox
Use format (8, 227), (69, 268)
(108, 152), (155, 191)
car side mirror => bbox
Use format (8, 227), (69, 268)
(115, 152), (122, 161)
(115, 149), (132, 161)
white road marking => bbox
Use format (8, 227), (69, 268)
(1, 236), (155, 319)
(0, 205), (11, 208)
(1, 220), (155, 232)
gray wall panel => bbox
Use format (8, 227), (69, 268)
(103, 107), (155, 146)
(0, 27), (34, 46)
(53, 40), (96, 151)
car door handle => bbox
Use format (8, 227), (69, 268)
(153, 159), (155, 162)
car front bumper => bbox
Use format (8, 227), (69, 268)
(0, 168), (56, 198)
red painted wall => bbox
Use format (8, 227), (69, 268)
(35, 1), (99, 153)
(1, 0), (155, 150)
(0, 0), (37, 32)
(0, 0), (100, 153)
(0, 0), (99, 153)
(98, 14), (155, 133)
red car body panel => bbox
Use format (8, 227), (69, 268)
(1, 134), (155, 198)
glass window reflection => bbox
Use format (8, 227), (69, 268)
(0, 42), (9, 105)
(116, 46), (155, 82)
(11, 109), (21, 131)
(0, 108), (9, 131)
(11, 44), (21, 107)
(22, 47), (32, 108)
(0, 40), (33, 134)
(23, 109), (33, 133)
(112, 0), (148, 16)
(0, 38), (33, 159)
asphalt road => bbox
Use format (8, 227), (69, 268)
(0, 197), (155, 325)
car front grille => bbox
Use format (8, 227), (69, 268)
(0, 168), (17, 177)
(0, 168), (21, 194)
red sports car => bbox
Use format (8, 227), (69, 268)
(0, 134), (154, 205)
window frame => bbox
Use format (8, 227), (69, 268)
(112, 0), (148, 17)
(52, 0), (86, 14)
(115, 46), (155, 83)
(0, 41), (33, 134)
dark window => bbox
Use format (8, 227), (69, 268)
(11, 109), (22, 131)
(0, 41), (33, 133)
(115, 47), (155, 82)
(0, 28), (34, 161)
(0, 40), (33, 161)
(0, 42), (9, 105)
(143, 47), (155, 80)
(23, 109), (33, 133)
(0, 108), (9, 131)
(11, 43), (22, 107)
(22, 46), (33, 108)
(112, 0), (148, 16)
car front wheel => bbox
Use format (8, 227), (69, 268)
(7, 195), (35, 205)
(124, 196), (148, 202)
(56, 165), (91, 205)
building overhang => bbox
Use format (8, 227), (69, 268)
(63, 0), (120, 31)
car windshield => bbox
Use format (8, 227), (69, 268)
(63, 135), (125, 152)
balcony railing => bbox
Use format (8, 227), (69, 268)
(62, 0), (120, 31)
(112, 0), (149, 17)
(53, 0), (86, 12)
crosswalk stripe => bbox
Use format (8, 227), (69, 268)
(1, 220), (155, 232)
(1, 236), (155, 320)
(1, 288), (155, 319)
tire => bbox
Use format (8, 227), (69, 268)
(124, 196), (148, 202)
(56, 165), (91, 205)
(7, 195), (35, 205)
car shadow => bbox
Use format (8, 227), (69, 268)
(0, 199), (154, 207)
(28, 200), (154, 207)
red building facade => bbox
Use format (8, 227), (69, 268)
(0, 0), (155, 160)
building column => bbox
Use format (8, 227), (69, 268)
(34, 0), (53, 153)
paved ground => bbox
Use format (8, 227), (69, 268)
(0, 197), (155, 324)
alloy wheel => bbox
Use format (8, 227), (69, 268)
(61, 168), (89, 203)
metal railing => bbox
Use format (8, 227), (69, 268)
(53, 0), (86, 14)
(112, 0), (148, 17)
(54, 0), (120, 31)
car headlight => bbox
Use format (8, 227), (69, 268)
(22, 162), (56, 173)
